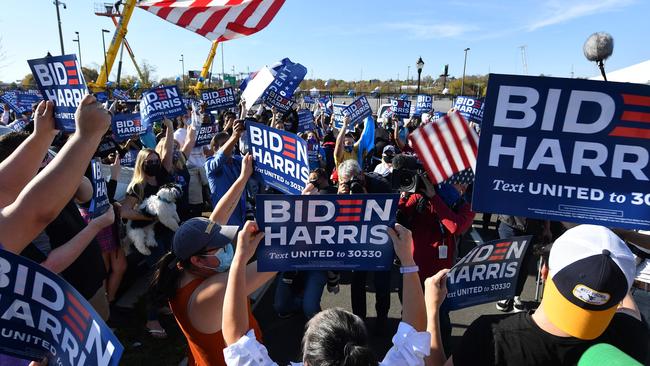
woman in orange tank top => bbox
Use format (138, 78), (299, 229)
(150, 154), (276, 366)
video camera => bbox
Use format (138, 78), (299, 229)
(391, 154), (427, 193)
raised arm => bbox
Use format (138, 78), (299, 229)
(389, 224), (426, 331)
(219, 120), (244, 157)
(181, 123), (197, 158)
(0, 100), (58, 207)
(393, 119), (407, 151)
(41, 206), (115, 273)
(334, 115), (350, 164)
(209, 154), (253, 224)
(161, 118), (174, 173)
(222, 220), (265, 346)
(0, 94), (110, 254)
(424, 269), (450, 366)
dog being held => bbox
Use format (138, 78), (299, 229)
(127, 183), (182, 255)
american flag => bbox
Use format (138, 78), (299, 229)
(408, 111), (479, 184)
(137, 0), (286, 42)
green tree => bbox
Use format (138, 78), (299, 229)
(21, 73), (35, 88)
(140, 60), (157, 88)
(81, 67), (99, 84)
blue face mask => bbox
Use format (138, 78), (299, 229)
(344, 145), (353, 153)
(199, 243), (234, 272)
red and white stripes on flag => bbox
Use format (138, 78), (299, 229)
(408, 111), (479, 184)
(137, 0), (286, 42)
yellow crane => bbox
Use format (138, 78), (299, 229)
(88, 0), (137, 92)
(191, 40), (220, 93)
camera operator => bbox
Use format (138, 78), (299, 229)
(337, 159), (393, 331)
(393, 154), (475, 352)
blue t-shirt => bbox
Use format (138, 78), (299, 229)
(204, 151), (246, 227)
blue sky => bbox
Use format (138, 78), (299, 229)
(1, 0), (648, 83)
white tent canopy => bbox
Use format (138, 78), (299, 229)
(589, 60), (650, 84)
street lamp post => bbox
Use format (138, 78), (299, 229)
(101, 29), (110, 87)
(53, 1), (67, 55)
(179, 54), (185, 89)
(416, 57), (424, 94)
(72, 31), (82, 69)
(461, 48), (470, 96)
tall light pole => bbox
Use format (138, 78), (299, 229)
(416, 57), (424, 95)
(461, 48), (470, 96)
(53, 1), (67, 55)
(72, 31), (82, 69)
(101, 29), (110, 86)
(179, 54), (185, 88)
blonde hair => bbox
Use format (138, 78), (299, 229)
(127, 148), (157, 202)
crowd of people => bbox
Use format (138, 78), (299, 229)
(0, 90), (648, 366)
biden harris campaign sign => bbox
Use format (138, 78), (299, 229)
(297, 109), (315, 133)
(28, 54), (86, 132)
(415, 94), (433, 116)
(473, 74), (650, 230)
(342, 96), (372, 127)
(200, 87), (236, 111)
(89, 159), (111, 218)
(247, 121), (309, 195)
(0, 248), (123, 365)
(445, 236), (532, 310)
(139, 85), (187, 125)
(111, 113), (148, 141)
(195, 123), (219, 147)
(255, 194), (399, 271)
(390, 99), (411, 119)
(454, 96), (484, 124)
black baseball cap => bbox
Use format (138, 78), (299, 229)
(172, 217), (238, 260)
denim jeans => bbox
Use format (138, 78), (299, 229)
(632, 287), (650, 330)
(273, 271), (328, 318)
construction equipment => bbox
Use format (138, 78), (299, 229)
(88, 0), (137, 92)
(192, 40), (220, 92)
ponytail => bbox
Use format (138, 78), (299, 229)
(302, 308), (378, 366)
(149, 252), (189, 304)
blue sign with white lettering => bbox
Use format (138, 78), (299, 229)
(255, 193), (399, 271)
(266, 58), (307, 99)
(264, 90), (295, 114)
(112, 88), (129, 101)
(139, 85), (187, 126)
(0, 248), (123, 365)
(332, 103), (346, 129)
(201, 87), (236, 111)
(196, 123), (219, 147)
(454, 96), (484, 124)
(342, 96), (372, 127)
(28, 54), (86, 132)
(473, 74), (650, 230)
(445, 236), (532, 310)
(246, 121), (309, 195)
(390, 99), (411, 119)
(120, 149), (138, 168)
(89, 159), (111, 218)
(111, 113), (148, 141)
(303, 95), (314, 104)
(297, 109), (315, 133)
(415, 94), (433, 116)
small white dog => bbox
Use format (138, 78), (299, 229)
(127, 183), (182, 255)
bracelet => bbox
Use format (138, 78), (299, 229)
(400, 265), (419, 274)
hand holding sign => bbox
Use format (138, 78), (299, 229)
(91, 202), (116, 229)
(235, 220), (265, 263)
(241, 153), (254, 180)
(75, 94), (111, 139)
(33, 100), (58, 139)
(388, 224), (416, 266)
(425, 269), (450, 309)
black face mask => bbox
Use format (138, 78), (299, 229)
(144, 161), (161, 176)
